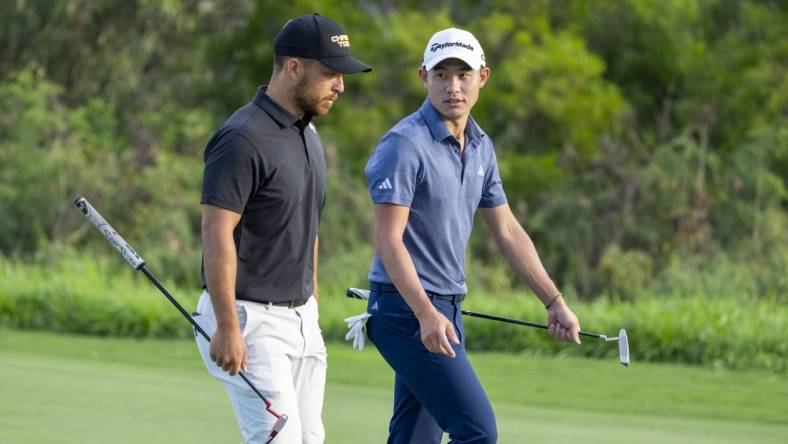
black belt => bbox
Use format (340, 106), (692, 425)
(369, 282), (465, 302)
(257, 298), (309, 308)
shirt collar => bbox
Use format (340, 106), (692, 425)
(253, 85), (313, 130)
(418, 98), (486, 146)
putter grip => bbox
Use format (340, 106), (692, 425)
(74, 197), (145, 269)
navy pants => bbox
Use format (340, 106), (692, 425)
(366, 282), (497, 444)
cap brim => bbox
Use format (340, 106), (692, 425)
(320, 56), (372, 74)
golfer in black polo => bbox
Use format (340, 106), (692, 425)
(193, 14), (371, 444)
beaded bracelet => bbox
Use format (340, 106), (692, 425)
(544, 293), (562, 310)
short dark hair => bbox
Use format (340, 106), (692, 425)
(272, 54), (313, 74)
(273, 54), (287, 74)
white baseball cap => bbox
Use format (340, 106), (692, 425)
(423, 27), (486, 71)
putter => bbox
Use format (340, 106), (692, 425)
(75, 197), (288, 442)
(346, 287), (630, 366)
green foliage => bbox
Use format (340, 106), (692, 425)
(598, 244), (654, 300)
(1, 254), (785, 372)
(479, 21), (626, 161)
(457, 291), (786, 373)
(0, 65), (206, 283)
(0, 1), (786, 324)
(0, 252), (196, 338)
(0, 67), (128, 253)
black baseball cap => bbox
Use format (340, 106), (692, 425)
(274, 13), (372, 74)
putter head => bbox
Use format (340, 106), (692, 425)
(346, 288), (371, 300)
(272, 414), (288, 433)
(618, 329), (630, 367)
(266, 414), (288, 442)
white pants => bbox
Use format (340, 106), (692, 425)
(194, 291), (327, 444)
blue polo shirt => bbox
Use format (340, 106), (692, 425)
(365, 98), (507, 295)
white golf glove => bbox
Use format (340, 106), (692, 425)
(344, 312), (372, 351)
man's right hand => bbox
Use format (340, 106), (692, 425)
(210, 325), (248, 376)
(416, 309), (459, 358)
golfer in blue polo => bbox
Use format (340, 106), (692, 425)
(363, 28), (582, 443)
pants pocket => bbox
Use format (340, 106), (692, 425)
(301, 297), (327, 361)
(236, 303), (248, 336)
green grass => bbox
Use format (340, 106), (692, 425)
(0, 328), (786, 443)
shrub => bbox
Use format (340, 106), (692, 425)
(1, 252), (784, 372)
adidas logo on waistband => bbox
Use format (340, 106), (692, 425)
(378, 177), (393, 190)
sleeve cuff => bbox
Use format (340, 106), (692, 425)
(200, 197), (244, 214)
(370, 193), (413, 207)
(478, 196), (508, 209)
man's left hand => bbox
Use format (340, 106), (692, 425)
(547, 298), (581, 344)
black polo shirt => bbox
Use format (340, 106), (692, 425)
(200, 86), (327, 303)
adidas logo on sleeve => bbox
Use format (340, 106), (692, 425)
(477, 165), (485, 176)
(378, 177), (393, 190)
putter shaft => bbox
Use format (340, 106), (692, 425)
(75, 197), (289, 436)
(346, 287), (630, 366)
(461, 310), (607, 340)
